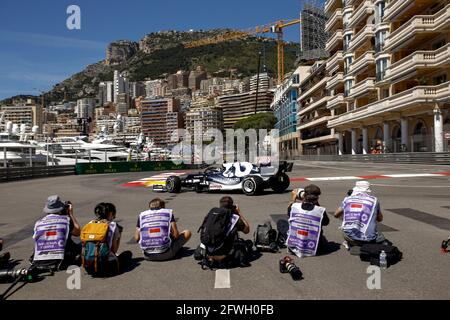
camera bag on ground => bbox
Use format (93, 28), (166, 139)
(81, 220), (110, 274)
(254, 222), (279, 252)
(198, 207), (233, 255)
(359, 243), (403, 267)
(228, 238), (254, 267)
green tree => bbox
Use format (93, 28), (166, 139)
(233, 112), (277, 131)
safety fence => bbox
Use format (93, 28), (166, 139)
(0, 165), (75, 182)
(287, 152), (450, 165)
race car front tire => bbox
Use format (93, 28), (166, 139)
(242, 176), (264, 196)
(166, 176), (182, 193)
(270, 173), (290, 193)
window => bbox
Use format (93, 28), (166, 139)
(343, 11), (351, 28)
(376, 58), (388, 81)
(343, 34), (352, 51)
(344, 79), (353, 97)
(433, 74), (447, 85)
(375, 30), (388, 53)
(413, 121), (427, 135)
(344, 56), (353, 74)
(375, 1), (386, 24)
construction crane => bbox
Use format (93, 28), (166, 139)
(184, 19), (301, 84)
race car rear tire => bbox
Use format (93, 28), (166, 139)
(270, 173), (290, 193)
(242, 176), (264, 196)
(166, 176), (182, 193)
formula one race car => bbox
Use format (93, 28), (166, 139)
(153, 161), (293, 196)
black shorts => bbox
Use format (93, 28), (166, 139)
(144, 235), (188, 261)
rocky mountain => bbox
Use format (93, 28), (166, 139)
(2, 29), (302, 104)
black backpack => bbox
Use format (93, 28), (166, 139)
(198, 207), (233, 254)
(254, 222), (279, 252)
(360, 244), (403, 268)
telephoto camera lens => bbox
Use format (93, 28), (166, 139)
(279, 256), (302, 281)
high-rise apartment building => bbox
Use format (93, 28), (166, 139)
(0, 102), (43, 133)
(129, 82), (145, 99)
(249, 73), (273, 92)
(218, 90), (274, 129)
(114, 70), (128, 103)
(189, 67), (208, 91)
(297, 61), (337, 155)
(271, 66), (310, 158)
(185, 99), (223, 140)
(75, 98), (96, 120)
(140, 98), (182, 146)
(116, 93), (130, 115)
(325, 0), (450, 154)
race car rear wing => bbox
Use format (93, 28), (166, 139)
(259, 161), (293, 176)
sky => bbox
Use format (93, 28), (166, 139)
(0, 0), (320, 100)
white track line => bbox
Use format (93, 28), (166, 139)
(214, 269), (231, 289)
(307, 176), (362, 181)
(383, 173), (442, 178)
(371, 183), (450, 188)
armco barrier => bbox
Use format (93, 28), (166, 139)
(0, 165), (75, 182)
(287, 152), (450, 165)
(75, 161), (189, 175)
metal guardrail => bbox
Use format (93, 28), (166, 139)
(287, 152), (450, 165)
(0, 165), (76, 183)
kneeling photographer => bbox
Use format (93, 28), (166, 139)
(195, 196), (252, 268)
(286, 184), (330, 257)
(31, 195), (82, 270)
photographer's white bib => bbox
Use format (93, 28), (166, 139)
(33, 214), (70, 261)
(287, 203), (324, 258)
(341, 193), (378, 241)
(139, 209), (173, 254)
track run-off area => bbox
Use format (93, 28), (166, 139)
(1, 161), (449, 299)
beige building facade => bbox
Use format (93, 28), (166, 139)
(325, 0), (450, 154)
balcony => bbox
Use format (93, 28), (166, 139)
(384, 44), (450, 83)
(326, 72), (344, 90)
(328, 82), (450, 127)
(327, 93), (346, 109)
(348, 1), (375, 28)
(325, 0), (342, 15)
(348, 51), (375, 76)
(326, 51), (344, 73)
(348, 77), (376, 98)
(326, 30), (343, 52)
(301, 133), (338, 145)
(298, 96), (330, 116)
(298, 116), (332, 131)
(326, 9), (343, 32)
(298, 77), (329, 102)
(384, 0), (416, 21)
(384, 5), (450, 52)
(348, 25), (374, 52)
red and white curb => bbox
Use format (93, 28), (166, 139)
(122, 171), (450, 188)
(122, 172), (186, 187)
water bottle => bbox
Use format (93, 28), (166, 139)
(379, 250), (387, 269)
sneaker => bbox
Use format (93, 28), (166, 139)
(342, 241), (350, 250)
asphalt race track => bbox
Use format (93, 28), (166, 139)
(1, 161), (449, 300)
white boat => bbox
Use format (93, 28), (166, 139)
(0, 120), (48, 167)
(36, 140), (130, 165)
